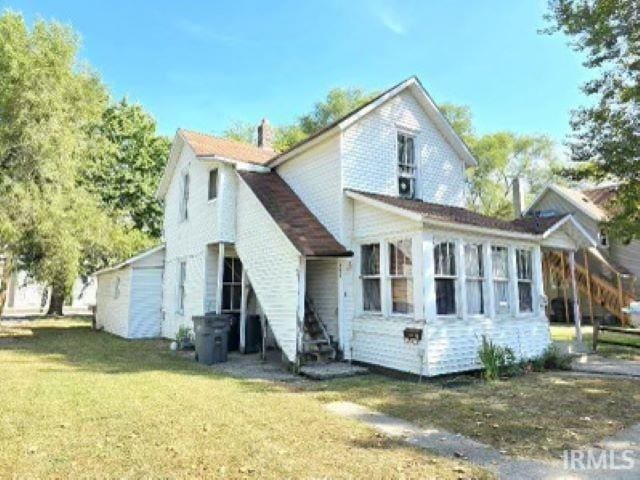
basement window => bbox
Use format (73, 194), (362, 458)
(397, 132), (416, 199)
(361, 243), (381, 312)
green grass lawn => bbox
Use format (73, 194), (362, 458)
(0, 319), (488, 479)
(304, 371), (640, 461)
(550, 323), (640, 361)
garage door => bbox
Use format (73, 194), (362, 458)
(128, 268), (163, 338)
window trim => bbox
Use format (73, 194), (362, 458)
(516, 248), (534, 314)
(208, 168), (218, 202)
(491, 245), (511, 316)
(396, 131), (417, 199)
(388, 238), (414, 315)
(464, 243), (485, 317)
(177, 261), (187, 314)
(360, 243), (382, 314)
(434, 239), (458, 317)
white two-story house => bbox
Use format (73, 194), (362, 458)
(104, 76), (597, 376)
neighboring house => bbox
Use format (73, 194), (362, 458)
(1, 269), (96, 317)
(94, 246), (164, 339)
(527, 183), (637, 324)
(99, 76), (594, 376)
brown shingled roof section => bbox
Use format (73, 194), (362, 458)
(350, 191), (567, 235)
(238, 171), (352, 257)
(180, 129), (275, 165)
(581, 184), (620, 211)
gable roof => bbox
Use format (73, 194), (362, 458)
(238, 171), (351, 257)
(268, 76), (477, 169)
(582, 184), (620, 210)
(527, 184), (609, 222)
(347, 190), (570, 238)
(93, 245), (165, 276)
(180, 129), (275, 165)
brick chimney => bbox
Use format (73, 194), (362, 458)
(257, 118), (273, 150)
(512, 176), (525, 217)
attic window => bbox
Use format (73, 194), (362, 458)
(397, 132), (416, 199)
(599, 228), (608, 247)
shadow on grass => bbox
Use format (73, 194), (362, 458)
(0, 320), (285, 394)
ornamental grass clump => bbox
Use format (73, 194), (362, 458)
(478, 335), (517, 381)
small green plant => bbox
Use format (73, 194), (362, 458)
(175, 325), (193, 346)
(478, 335), (517, 381)
(538, 344), (572, 370)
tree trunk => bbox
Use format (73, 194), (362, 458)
(47, 284), (65, 316)
(0, 255), (12, 317)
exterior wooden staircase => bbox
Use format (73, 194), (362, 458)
(544, 250), (636, 325)
(301, 295), (336, 363)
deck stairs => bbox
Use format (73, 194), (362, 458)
(301, 295), (337, 363)
(545, 250), (636, 325)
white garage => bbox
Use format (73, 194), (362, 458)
(94, 245), (164, 339)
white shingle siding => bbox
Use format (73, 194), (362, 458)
(96, 269), (132, 338)
(342, 90), (466, 208)
(235, 178), (302, 362)
(306, 259), (339, 340)
(162, 146), (235, 338)
(277, 137), (342, 241)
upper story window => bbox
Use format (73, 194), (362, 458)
(434, 241), (457, 315)
(361, 243), (381, 312)
(491, 246), (510, 315)
(208, 169), (218, 201)
(397, 132), (416, 199)
(113, 277), (120, 299)
(180, 172), (190, 221)
(389, 239), (413, 314)
(465, 244), (484, 315)
(516, 249), (533, 313)
(599, 228), (608, 247)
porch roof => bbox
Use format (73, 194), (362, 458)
(346, 190), (568, 236)
(238, 171), (352, 258)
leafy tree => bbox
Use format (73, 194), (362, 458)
(440, 103), (563, 218)
(222, 87), (377, 152)
(82, 98), (170, 238)
(545, 0), (640, 241)
(0, 12), (152, 315)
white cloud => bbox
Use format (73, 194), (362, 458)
(372, 2), (407, 35)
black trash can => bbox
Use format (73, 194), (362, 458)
(193, 314), (230, 365)
(244, 314), (262, 354)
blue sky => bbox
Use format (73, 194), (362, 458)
(2, 1), (589, 142)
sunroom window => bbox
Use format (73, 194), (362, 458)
(361, 244), (381, 312)
(516, 249), (533, 313)
(434, 241), (457, 315)
(389, 239), (413, 314)
(492, 246), (510, 315)
(397, 132), (416, 199)
(465, 244), (484, 315)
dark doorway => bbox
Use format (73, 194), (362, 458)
(222, 257), (242, 351)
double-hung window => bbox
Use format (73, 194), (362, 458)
(492, 246), (510, 315)
(516, 249), (533, 313)
(208, 169), (218, 201)
(361, 244), (381, 312)
(465, 244), (484, 315)
(389, 239), (413, 314)
(222, 257), (242, 312)
(397, 132), (416, 199)
(177, 261), (187, 313)
(180, 172), (190, 221)
(434, 241), (457, 315)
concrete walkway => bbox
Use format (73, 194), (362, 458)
(325, 401), (640, 480)
(571, 354), (640, 378)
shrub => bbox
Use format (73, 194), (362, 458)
(478, 335), (517, 381)
(175, 325), (193, 343)
(538, 344), (573, 370)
